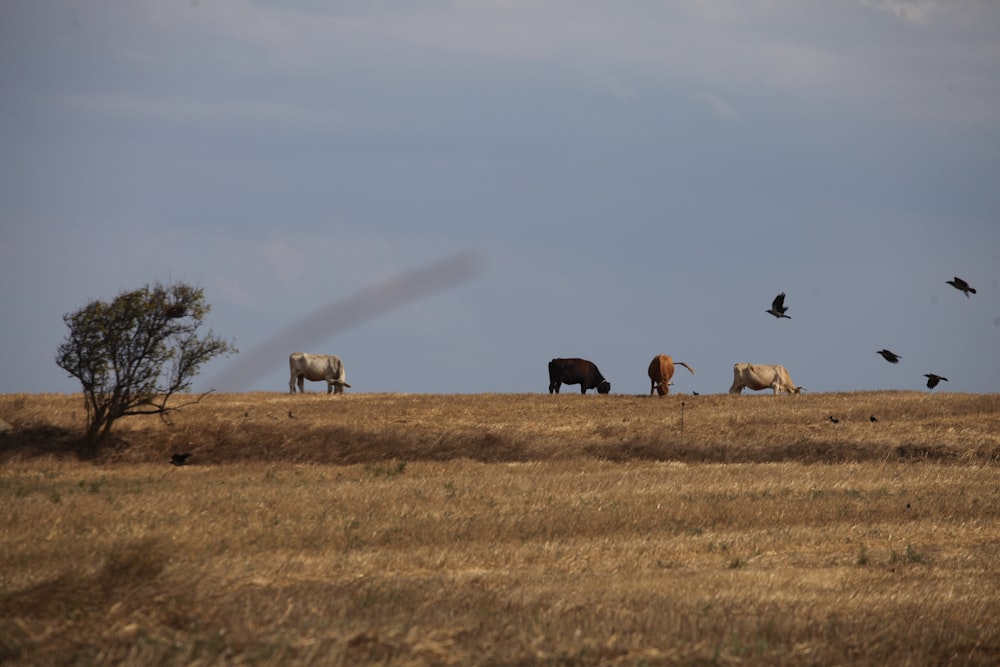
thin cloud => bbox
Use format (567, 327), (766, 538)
(858, 0), (946, 25)
(694, 93), (738, 120)
(211, 275), (257, 308)
(262, 236), (310, 288)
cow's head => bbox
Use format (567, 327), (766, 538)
(597, 380), (611, 394)
(654, 380), (674, 396)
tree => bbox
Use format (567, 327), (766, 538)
(56, 281), (237, 445)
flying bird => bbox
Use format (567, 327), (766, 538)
(170, 452), (192, 466)
(877, 349), (901, 364)
(946, 277), (976, 297)
(766, 292), (791, 319)
(924, 373), (948, 389)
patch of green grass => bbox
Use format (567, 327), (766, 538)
(365, 460), (407, 478)
(890, 544), (930, 566)
(856, 545), (870, 566)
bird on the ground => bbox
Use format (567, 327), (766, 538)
(288, 410), (295, 419)
(946, 277), (976, 297)
(870, 415), (878, 423)
(828, 416), (840, 424)
(924, 373), (948, 389)
(766, 292), (791, 319)
(170, 452), (191, 466)
(692, 391), (700, 396)
(877, 349), (901, 364)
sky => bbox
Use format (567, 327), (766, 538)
(2, 0), (999, 396)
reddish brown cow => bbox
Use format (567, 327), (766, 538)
(647, 354), (695, 396)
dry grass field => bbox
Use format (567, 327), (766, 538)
(2, 390), (1000, 665)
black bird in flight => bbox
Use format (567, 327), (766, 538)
(170, 452), (192, 466)
(870, 415), (878, 423)
(924, 373), (948, 389)
(877, 349), (901, 364)
(766, 292), (791, 319)
(828, 416), (840, 424)
(946, 277), (976, 297)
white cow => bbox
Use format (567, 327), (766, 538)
(289, 352), (351, 394)
(729, 363), (802, 395)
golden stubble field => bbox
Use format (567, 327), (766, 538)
(2, 390), (1000, 665)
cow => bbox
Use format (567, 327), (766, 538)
(288, 352), (351, 394)
(728, 363), (803, 395)
(647, 354), (695, 396)
(548, 358), (611, 394)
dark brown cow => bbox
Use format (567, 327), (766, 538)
(647, 354), (695, 396)
(548, 358), (611, 394)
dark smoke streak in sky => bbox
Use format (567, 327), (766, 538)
(207, 250), (484, 392)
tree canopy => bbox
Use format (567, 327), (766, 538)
(56, 282), (237, 444)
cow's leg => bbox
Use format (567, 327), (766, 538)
(580, 385), (588, 394)
(326, 381), (334, 395)
(289, 375), (296, 394)
(333, 382), (344, 395)
(297, 376), (305, 393)
(549, 382), (559, 394)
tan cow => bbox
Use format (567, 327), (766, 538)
(647, 354), (695, 396)
(728, 363), (802, 395)
(289, 352), (351, 394)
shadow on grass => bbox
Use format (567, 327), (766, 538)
(2, 420), (994, 466)
(0, 424), (110, 462)
(0, 536), (177, 663)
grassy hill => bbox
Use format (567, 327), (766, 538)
(2, 390), (998, 465)
(2, 391), (999, 665)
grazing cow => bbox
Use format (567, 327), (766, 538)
(548, 358), (611, 394)
(729, 363), (802, 395)
(289, 352), (351, 394)
(647, 354), (695, 396)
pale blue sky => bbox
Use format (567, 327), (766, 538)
(2, 1), (998, 395)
